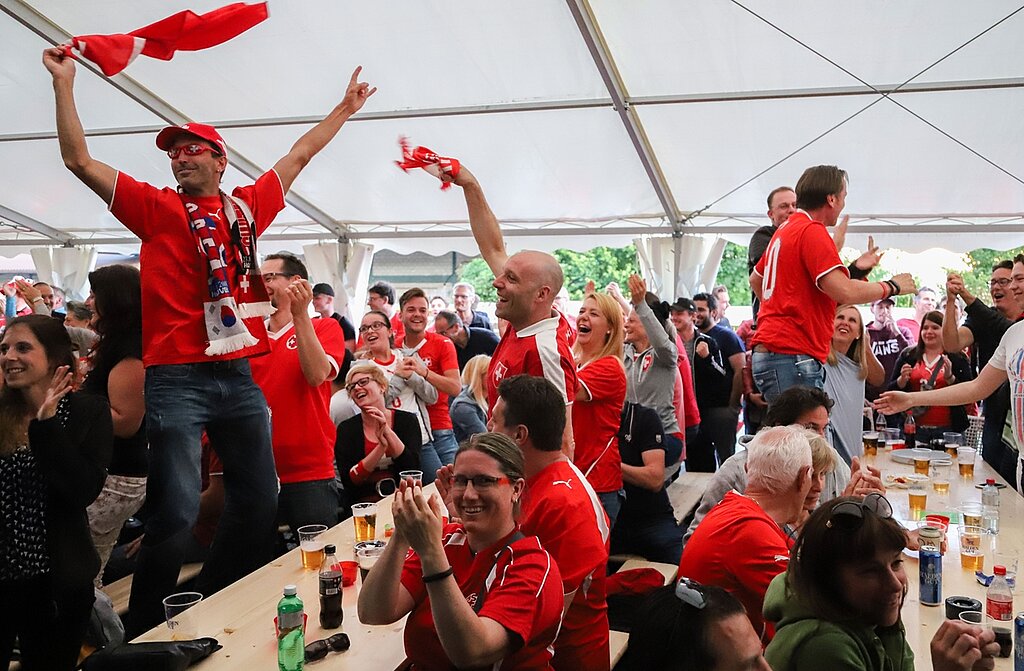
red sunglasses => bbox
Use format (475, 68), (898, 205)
(167, 144), (222, 159)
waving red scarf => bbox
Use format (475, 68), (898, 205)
(395, 136), (461, 190)
(63, 2), (269, 76)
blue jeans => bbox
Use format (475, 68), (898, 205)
(279, 478), (340, 533)
(597, 490), (624, 530)
(610, 514), (683, 565)
(419, 429), (459, 485)
(751, 350), (825, 406)
(127, 360), (278, 637)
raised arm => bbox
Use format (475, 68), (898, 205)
(452, 167), (508, 276)
(875, 364), (1008, 416)
(628, 275), (676, 365)
(287, 280), (335, 386)
(819, 268), (916, 305)
(943, 274), (974, 352)
(273, 67), (376, 194)
(43, 48), (116, 204)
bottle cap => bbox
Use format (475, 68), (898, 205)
(283, 584), (297, 595)
(987, 479), (996, 485)
(995, 565), (1006, 576)
(324, 544), (336, 554)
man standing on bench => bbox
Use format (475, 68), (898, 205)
(43, 46), (375, 636)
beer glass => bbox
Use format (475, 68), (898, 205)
(298, 524), (328, 570)
(931, 462), (951, 494)
(352, 502), (378, 543)
(957, 447), (976, 479)
(959, 502), (983, 528)
(862, 432), (879, 457)
(958, 525), (985, 571)
(163, 591), (202, 640)
(908, 484), (927, 516)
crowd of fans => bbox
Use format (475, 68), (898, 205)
(3, 47), (1020, 670)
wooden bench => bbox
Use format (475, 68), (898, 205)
(666, 471), (713, 525)
(610, 630), (630, 667)
(100, 562), (204, 616)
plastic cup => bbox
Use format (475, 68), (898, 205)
(339, 560), (358, 587)
(298, 524), (328, 570)
(944, 432), (962, 447)
(918, 521), (947, 554)
(357, 544), (386, 582)
(399, 470), (424, 485)
(931, 462), (952, 494)
(957, 447), (977, 479)
(959, 526), (986, 571)
(959, 502), (983, 528)
(908, 484), (927, 516)
(352, 503), (378, 543)
(163, 591), (202, 640)
(959, 610), (985, 626)
(862, 432), (879, 457)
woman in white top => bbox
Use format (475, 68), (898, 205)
(824, 305), (884, 463)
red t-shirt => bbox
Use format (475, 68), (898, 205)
(911, 360), (952, 427)
(521, 460), (611, 671)
(678, 491), (792, 641)
(752, 211), (847, 363)
(109, 170), (285, 366)
(675, 333), (701, 429)
(400, 525), (564, 671)
(487, 313), (577, 414)
(249, 317), (345, 484)
(573, 356), (627, 493)
(401, 331), (459, 431)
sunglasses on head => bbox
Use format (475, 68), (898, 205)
(304, 632), (350, 662)
(674, 577), (708, 609)
(167, 143), (222, 159)
(826, 493), (893, 531)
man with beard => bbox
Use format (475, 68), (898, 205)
(252, 253), (346, 532)
(688, 292), (745, 471)
(944, 261), (1024, 487)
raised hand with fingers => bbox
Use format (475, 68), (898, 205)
(873, 391), (913, 416)
(285, 279), (313, 319)
(853, 235), (884, 272)
(38, 365), (74, 421)
(42, 46), (76, 80)
(340, 66), (377, 115)
(626, 274), (647, 306)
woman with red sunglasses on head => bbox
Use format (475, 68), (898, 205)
(765, 494), (999, 671)
(358, 433), (564, 670)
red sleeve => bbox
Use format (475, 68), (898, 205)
(399, 546), (428, 605)
(109, 172), (168, 241)
(478, 539), (562, 649)
(578, 357), (626, 402)
(232, 170), (286, 236)
(313, 318), (347, 380)
(436, 335), (458, 373)
(754, 248), (767, 276)
(800, 224), (846, 287)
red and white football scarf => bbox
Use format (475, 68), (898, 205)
(179, 191), (272, 356)
(62, 2), (269, 76)
(395, 136), (461, 190)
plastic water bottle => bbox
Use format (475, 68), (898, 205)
(319, 544), (343, 629)
(983, 478), (1000, 534)
(277, 585), (304, 671)
(987, 566), (1013, 658)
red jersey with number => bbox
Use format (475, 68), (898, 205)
(752, 211), (847, 362)
(400, 524), (564, 670)
(249, 317), (345, 484)
(521, 460), (611, 671)
(401, 331), (459, 431)
(487, 313), (577, 414)
(109, 170), (284, 366)
(678, 491), (792, 641)
(573, 356), (627, 493)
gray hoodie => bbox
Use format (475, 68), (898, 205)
(623, 298), (680, 435)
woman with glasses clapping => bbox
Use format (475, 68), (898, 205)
(358, 433), (565, 670)
(764, 494), (999, 671)
(335, 362), (420, 504)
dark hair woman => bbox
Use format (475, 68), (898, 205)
(0, 315), (112, 669)
(82, 264), (147, 585)
(358, 433), (565, 670)
(888, 311), (974, 446)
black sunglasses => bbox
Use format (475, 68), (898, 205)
(826, 493), (893, 531)
(304, 632), (351, 662)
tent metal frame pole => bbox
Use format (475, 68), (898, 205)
(565, 0), (683, 233)
(0, 204), (75, 245)
(0, 0), (349, 241)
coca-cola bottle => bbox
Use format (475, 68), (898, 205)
(319, 544), (343, 629)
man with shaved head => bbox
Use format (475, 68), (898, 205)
(448, 166), (578, 458)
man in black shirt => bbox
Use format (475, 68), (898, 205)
(312, 282), (356, 352)
(433, 309), (499, 371)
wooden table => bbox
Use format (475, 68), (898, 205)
(135, 488), (423, 669)
(868, 448), (1020, 669)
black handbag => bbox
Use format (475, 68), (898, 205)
(80, 637), (222, 671)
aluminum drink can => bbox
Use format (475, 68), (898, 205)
(920, 547), (942, 606)
(1015, 612), (1024, 670)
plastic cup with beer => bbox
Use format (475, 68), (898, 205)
(958, 525), (986, 571)
(351, 502), (378, 544)
(930, 461), (952, 494)
(911, 448), (932, 476)
(884, 428), (902, 451)
(959, 502), (984, 528)
(862, 431), (879, 458)
(918, 520), (947, 554)
(163, 591), (202, 640)
(908, 484), (927, 516)
(356, 541), (386, 582)
(957, 447), (977, 479)
(298, 524), (328, 570)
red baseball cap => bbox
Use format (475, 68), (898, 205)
(156, 123), (227, 157)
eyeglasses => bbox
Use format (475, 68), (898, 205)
(167, 143), (222, 159)
(304, 633), (350, 662)
(452, 474), (511, 490)
(826, 493), (893, 531)
(345, 377), (373, 394)
(990, 278), (1012, 288)
(358, 322), (389, 334)
(261, 272), (291, 283)
(674, 577), (708, 609)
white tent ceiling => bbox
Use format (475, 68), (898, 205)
(1, 0), (1023, 258)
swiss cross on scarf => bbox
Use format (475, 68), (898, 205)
(180, 191), (272, 355)
(395, 136), (461, 190)
(62, 2), (269, 77)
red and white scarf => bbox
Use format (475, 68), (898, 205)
(395, 136), (461, 189)
(179, 192), (272, 356)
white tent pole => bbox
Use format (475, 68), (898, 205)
(0, 204), (74, 245)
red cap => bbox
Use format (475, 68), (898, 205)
(156, 123), (227, 157)
(995, 565), (1006, 575)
